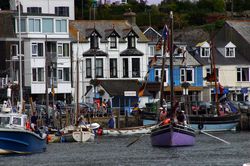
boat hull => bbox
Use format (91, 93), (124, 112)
(0, 128), (46, 154)
(188, 113), (240, 132)
(150, 124), (195, 147)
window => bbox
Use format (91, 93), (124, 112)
(110, 59), (117, 78)
(132, 58), (140, 77)
(56, 19), (67, 32)
(200, 47), (210, 57)
(237, 68), (249, 82)
(86, 59), (92, 78)
(29, 18), (41, 32)
(180, 68), (194, 83)
(90, 32), (99, 49)
(149, 46), (155, 57)
(55, 7), (69, 17)
(27, 7), (41, 14)
(225, 47), (235, 57)
(128, 33), (136, 48)
(57, 43), (69, 57)
(110, 36), (117, 49)
(95, 59), (103, 78)
(58, 69), (63, 81)
(155, 69), (168, 83)
(206, 68), (219, 81)
(42, 18), (53, 33)
(123, 58), (129, 78)
(16, 18), (26, 32)
(32, 68), (44, 81)
(10, 45), (18, 56)
(13, 117), (21, 125)
(63, 68), (70, 81)
(31, 43), (43, 57)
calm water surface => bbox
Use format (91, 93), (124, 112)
(1, 131), (250, 166)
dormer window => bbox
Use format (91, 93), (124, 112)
(110, 36), (117, 49)
(128, 33), (136, 49)
(197, 41), (210, 57)
(90, 32), (99, 49)
(201, 47), (210, 57)
(225, 42), (236, 58)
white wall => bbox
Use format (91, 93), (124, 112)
(10, 0), (75, 20)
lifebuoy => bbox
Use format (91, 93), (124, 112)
(198, 123), (204, 130)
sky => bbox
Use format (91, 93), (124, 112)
(146, 0), (162, 5)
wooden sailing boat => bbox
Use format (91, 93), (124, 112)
(187, 37), (240, 132)
(150, 12), (196, 147)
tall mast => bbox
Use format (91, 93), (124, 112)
(169, 11), (174, 117)
(76, 31), (80, 122)
(18, 1), (23, 111)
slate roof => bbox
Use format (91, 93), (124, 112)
(82, 49), (108, 57)
(97, 79), (150, 96)
(69, 20), (149, 43)
(0, 11), (16, 38)
(120, 48), (143, 56)
(192, 48), (249, 66)
(226, 20), (250, 44)
(154, 51), (201, 68)
(143, 26), (162, 43)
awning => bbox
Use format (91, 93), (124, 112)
(164, 86), (203, 92)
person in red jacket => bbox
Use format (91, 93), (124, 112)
(96, 126), (103, 144)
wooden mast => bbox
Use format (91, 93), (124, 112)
(169, 11), (174, 119)
(211, 38), (220, 115)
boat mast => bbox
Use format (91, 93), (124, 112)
(18, 0), (23, 112)
(75, 31), (80, 123)
(169, 11), (174, 118)
(211, 38), (220, 115)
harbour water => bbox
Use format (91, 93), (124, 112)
(1, 131), (250, 166)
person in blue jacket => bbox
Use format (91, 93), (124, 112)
(108, 115), (114, 129)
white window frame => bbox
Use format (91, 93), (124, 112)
(109, 36), (117, 49)
(180, 68), (194, 83)
(32, 67), (44, 82)
(28, 18), (41, 33)
(237, 67), (250, 82)
(57, 43), (63, 57)
(55, 19), (67, 33)
(200, 47), (210, 57)
(155, 68), (168, 84)
(149, 46), (155, 57)
(225, 47), (235, 57)
(31, 43), (43, 57)
(57, 68), (63, 81)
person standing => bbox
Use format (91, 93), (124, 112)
(108, 114), (115, 129)
(106, 99), (112, 116)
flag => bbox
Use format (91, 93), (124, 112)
(218, 82), (224, 94)
(138, 82), (146, 97)
(155, 37), (162, 51)
(162, 25), (169, 40)
(149, 55), (158, 67)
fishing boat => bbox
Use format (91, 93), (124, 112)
(150, 11), (196, 147)
(0, 107), (47, 154)
(187, 34), (241, 132)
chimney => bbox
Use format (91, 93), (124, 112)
(123, 9), (136, 26)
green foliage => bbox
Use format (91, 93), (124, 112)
(202, 20), (225, 34)
(75, 0), (248, 31)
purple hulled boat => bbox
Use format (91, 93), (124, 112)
(150, 123), (195, 147)
(150, 11), (195, 147)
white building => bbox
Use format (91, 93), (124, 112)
(70, 11), (149, 105)
(9, 0), (74, 103)
(9, 0), (75, 20)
